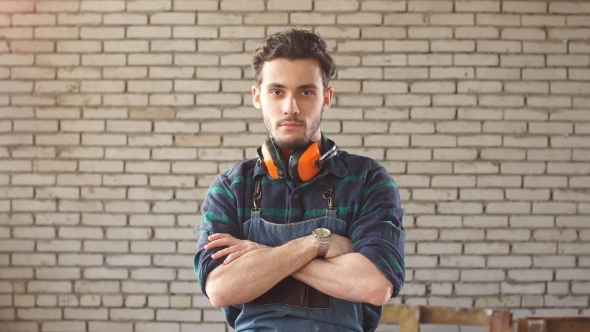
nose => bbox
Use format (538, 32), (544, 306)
(283, 95), (300, 115)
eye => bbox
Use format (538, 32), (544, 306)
(270, 90), (281, 96)
(302, 90), (314, 96)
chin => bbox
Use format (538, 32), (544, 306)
(274, 137), (310, 151)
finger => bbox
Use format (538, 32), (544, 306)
(212, 245), (244, 259)
(205, 237), (238, 250)
(224, 249), (248, 264)
(208, 233), (233, 241)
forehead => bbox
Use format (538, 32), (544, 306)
(259, 58), (323, 87)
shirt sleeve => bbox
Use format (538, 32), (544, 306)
(193, 172), (243, 298)
(350, 162), (405, 297)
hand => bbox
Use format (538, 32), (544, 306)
(205, 233), (267, 264)
(324, 234), (354, 259)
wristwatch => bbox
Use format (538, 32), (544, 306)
(312, 228), (331, 257)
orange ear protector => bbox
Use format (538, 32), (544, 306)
(257, 137), (337, 183)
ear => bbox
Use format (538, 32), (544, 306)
(252, 85), (261, 109)
(322, 86), (334, 111)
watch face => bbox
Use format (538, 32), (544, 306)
(314, 228), (331, 237)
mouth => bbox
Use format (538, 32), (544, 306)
(278, 120), (304, 129)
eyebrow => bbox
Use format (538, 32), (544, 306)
(266, 83), (320, 90)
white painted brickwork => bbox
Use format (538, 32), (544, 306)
(0, 0), (589, 331)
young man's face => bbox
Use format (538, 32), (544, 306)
(253, 58), (333, 151)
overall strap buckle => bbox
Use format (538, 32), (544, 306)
(323, 174), (335, 210)
(252, 176), (261, 211)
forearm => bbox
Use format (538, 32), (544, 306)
(205, 235), (318, 308)
(292, 253), (393, 306)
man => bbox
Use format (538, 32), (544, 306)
(194, 28), (405, 332)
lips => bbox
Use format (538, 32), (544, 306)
(280, 122), (302, 128)
(278, 119), (304, 129)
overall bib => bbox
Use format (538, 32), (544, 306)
(224, 175), (365, 332)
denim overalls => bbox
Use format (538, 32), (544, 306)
(223, 175), (365, 332)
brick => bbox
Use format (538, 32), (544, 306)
(73, 280), (120, 294)
(483, 122), (527, 134)
(509, 270), (554, 282)
(88, 322), (128, 332)
(150, 175), (194, 188)
(34, 81), (80, 93)
(78, 0), (124, 11)
(152, 94), (195, 106)
(454, 55), (499, 67)
(455, 26), (499, 39)
(414, 269), (460, 281)
(477, 40), (521, 53)
(80, 27), (125, 40)
(476, 68), (520, 80)
(567, 15), (590, 27)
(406, 0), (451, 12)
(461, 269), (505, 282)
(82, 133), (127, 146)
(151, 40), (196, 52)
(552, 82), (590, 95)
(433, 149), (477, 161)
(389, 122), (434, 134)
(57, 13), (101, 25)
(409, 27), (452, 39)
(35, 27), (78, 39)
(17, 308), (62, 320)
(524, 41), (568, 54)
(438, 202), (483, 214)
(384, 68), (428, 81)
(550, 2), (590, 14)
(0, 27), (33, 39)
(477, 13), (520, 26)
(57, 147), (104, 159)
(527, 149), (571, 162)
(547, 162), (590, 174)
(522, 14), (566, 27)
(290, 12), (335, 25)
(460, 189), (504, 201)
(197, 12), (242, 25)
(43, 322), (86, 332)
(548, 28), (590, 40)
(82, 54), (126, 66)
(13, 13), (56, 26)
(56, 91), (101, 105)
(35, 187), (80, 200)
(522, 68), (567, 81)
(456, 283), (499, 296)
(503, 1), (547, 13)
(55, 68), (99, 81)
(217, 0), (262, 10)
(547, 55), (590, 67)
(148, 13), (195, 26)
(457, 1), (500, 12)
(505, 82), (549, 94)
(103, 13), (147, 25)
(569, 42), (590, 53)
(36, 54), (80, 67)
(80, 81), (125, 93)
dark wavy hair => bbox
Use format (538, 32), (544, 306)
(251, 28), (336, 90)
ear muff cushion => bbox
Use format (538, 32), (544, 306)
(295, 142), (322, 182)
(261, 139), (286, 180)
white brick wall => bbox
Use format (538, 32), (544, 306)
(0, 0), (589, 331)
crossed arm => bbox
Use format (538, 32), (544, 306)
(203, 233), (394, 308)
